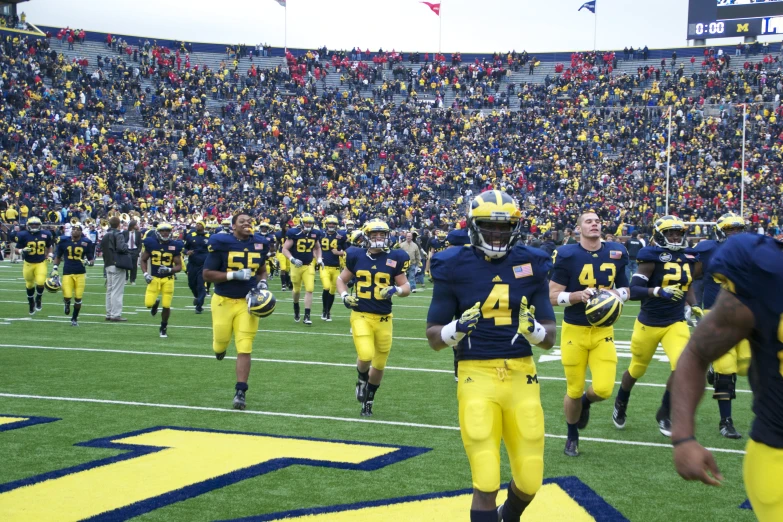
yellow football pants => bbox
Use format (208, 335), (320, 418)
(23, 261), (47, 289)
(290, 261), (315, 293)
(457, 357), (544, 495)
(629, 319), (689, 379)
(276, 252), (290, 272)
(211, 293), (259, 354)
(745, 440), (783, 522)
(145, 277), (175, 308)
(704, 309), (751, 377)
(560, 322), (617, 400)
(61, 274), (86, 300)
(319, 266), (341, 294)
(350, 311), (393, 370)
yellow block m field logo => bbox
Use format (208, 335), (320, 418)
(737, 23), (749, 33)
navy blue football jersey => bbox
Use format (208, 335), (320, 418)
(183, 230), (211, 264)
(205, 233), (269, 298)
(446, 228), (470, 247)
(694, 238), (728, 310)
(321, 231), (348, 267)
(550, 242), (630, 327)
(345, 248), (410, 315)
(428, 244), (555, 360)
(55, 237), (94, 275)
(429, 237), (448, 253)
(636, 246), (700, 327)
(143, 235), (184, 278)
(261, 232), (277, 254)
(286, 227), (324, 265)
(14, 230), (54, 263)
(710, 234), (783, 448)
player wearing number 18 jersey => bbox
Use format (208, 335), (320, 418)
(426, 190), (556, 522)
(672, 233), (783, 522)
(614, 215), (701, 437)
(549, 212), (630, 457)
(204, 213), (271, 410)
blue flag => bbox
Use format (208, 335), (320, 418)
(579, 0), (596, 13)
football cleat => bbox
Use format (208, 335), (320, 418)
(215, 351), (226, 361)
(656, 407), (672, 437)
(64, 302), (70, 316)
(356, 380), (368, 403)
(303, 315), (312, 326)
(233, 390), (246, 410)
(326, 313), (332, 322)
(564, 438), (580, 457)
(193, 298), (197, 306)
(720, 417), (742, 439)
(361, 400), (373, 417)
(35, 296), (42, 311)
(321, 312), (327, 321)
(151, 297), (160, 316)
(71, 320), (78, 327)
(160, 326), (168, 338)
(294, 311), (301, 322)
(28, 301), (35, 315)
(613, 399), (627, 429)
(497, 505), (505, 521)
(577, 404), (591, 430)
(707, 364), (715, 386)
(195, 307), (203, 314)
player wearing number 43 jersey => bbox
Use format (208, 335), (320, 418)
(549, 211), (630, 457)
(672, 233), (783, 522)
(613, 215), (701, 438)
(141, 223), (184, 339)
(282, 213), (324, 325)
(204, 213), (271, 410)
(336, 219), (410, 418)
(426, 190), (556, 522)
(52, 223), (95, 326)
(13, 217), (54, 315)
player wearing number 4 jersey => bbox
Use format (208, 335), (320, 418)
(141, 223), (184, 338)
(613, 215), (702, 437)
(336, 218), (410, 418)
(52, 223), (95, 326)
(13, 217), (54, 315)
(549, 212), (630, 457)
(426, 190), (556, 522)
(204, 213), (271, 410)
(672, 233), (783, 522)
(282, 213), (324, 325)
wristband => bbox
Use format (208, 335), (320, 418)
(523, 321), (547, 345)
(440, 320), (466, 347)
(340, 291), (349, 299)
(52, 265), (59, 271)
(617, 287), (629, 302)
(557, 292), (572, 307)
(227, 271), (236, 281)
(143, 272), (149, 277)
(672, 436), (697, 447)
(653, 287), (661, 297)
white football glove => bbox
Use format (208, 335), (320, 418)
(291, 258), (304, 268)
(228, 268), (253, 281)
(157, 266), (172, 276)
(144, 273), (153, 284)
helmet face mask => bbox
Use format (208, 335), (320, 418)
(325, 215), (338, 233)
(301, 214), (314, 232)
(157, 224), (173, 242)
(653, 216), (687, 251)
(362, 219), (390, 250)
(27, 218), (41, 233)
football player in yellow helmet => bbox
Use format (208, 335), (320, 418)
(141, 223), (184, 338)
(14, 216), (55, 314)
(319, 215), (346, 321)
(281, 213), (323, 325)
(52, 222), (95, 326)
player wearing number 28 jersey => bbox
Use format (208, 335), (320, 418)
(426, 190), (556, 522)
(548, 211), (630, 458)
(613, 215), (701, 438)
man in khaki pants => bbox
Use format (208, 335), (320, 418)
(100, 216), (128, 321)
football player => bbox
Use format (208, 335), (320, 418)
(14, 217), (55, 315)
(141, 223), (184, 338)
(258, 221), (277, 279)
(671, 233), (783, 522)
(320, 215), (347, 321)
(446, 226), (470, 247)
(51, 223), (95, 326)
(693, 212), (748, 439)
(336, 219), (410, 417)
(183, 220), (210, 314)
(282, 213), (324, 325)
(274, 223), (292, 291)
(203, 212), (271, 410)
(424, 229), (449, 278)
(613, 215), (701, 437)
(426, 190), (556, 522)
(549, 211), (630, 457)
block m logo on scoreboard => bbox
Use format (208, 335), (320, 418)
(737, 23), (749, 33)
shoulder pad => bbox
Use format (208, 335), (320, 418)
(513, 244), (553, 274)
(430, 246), (464, 282)
(554, 243), (578, 259)
(636, 246), (666, 262)
(605, 241), (628, 254)
(694, 240), (716, 253)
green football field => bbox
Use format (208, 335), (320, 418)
(0, 261), (755, 521)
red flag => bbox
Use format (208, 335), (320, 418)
(420, 1), (440, 16)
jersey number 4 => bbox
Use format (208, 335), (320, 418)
(482, 284), (512, 326)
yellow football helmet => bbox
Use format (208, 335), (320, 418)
(363, 219), (390, 249)
(45, 274), (61, 293)
(345, 219), (356, 232)
(436, 229), (448, 241)
(468, 190), (522, 258)
(27, 216), (42, 233)
(259, 220), (271, 234)
(653, 215), (687, 251)
(324, 215), (339, 233)
(349, 229), (365, 246)
(300, 213), (315, 232)
(156, 222), (173, 242)
(274, 223), (282, 232)
(715, 212), (746, 242)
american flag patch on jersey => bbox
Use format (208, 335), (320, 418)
(610, 250), (622, 259)
(168, 245), (176, 251)
(513, 263), (533, 278)
(685, 254), (695, 260)
(386, 259), (397, 268)
(254, 243), (264, 250)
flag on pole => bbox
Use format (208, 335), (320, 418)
(274, 0), (286, 6)
(421, 2), (441, 16)
(578, 0), (596, 13)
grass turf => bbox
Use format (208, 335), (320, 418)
(0, 262), (755, 521)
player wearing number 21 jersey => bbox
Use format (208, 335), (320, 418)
(426, 190), (556, 522)
(672, 233), (783, 522)
(613, 215), (701, 438)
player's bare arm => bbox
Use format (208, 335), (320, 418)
(549, 280), (593, 305)
(282, 239), (294, 261)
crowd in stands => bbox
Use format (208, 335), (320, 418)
(1, 28), (782, 246)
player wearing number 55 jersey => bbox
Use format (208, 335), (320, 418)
(336, 219), (410, 417)
(13, 217), (54, 315)
(282, 213), (324, 325)
(204, 213), (270, 410)
(549, 211), (630, 457)
(141, 223), (184, 339)
(52, 223), (95, 326)
(672, 234), (783, 521)
(426, 190), (556, 522)
(614, 215), (701, 437)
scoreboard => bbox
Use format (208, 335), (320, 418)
(688, 0), (783, 39)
